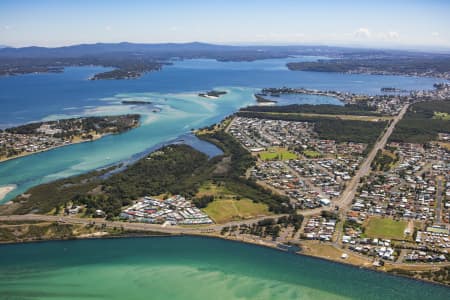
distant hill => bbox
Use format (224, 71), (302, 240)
(0, 42), (236, 58)
(0, 42), (387, 59)
(0, 42), (447, 80)
(0, 42), (444, 60)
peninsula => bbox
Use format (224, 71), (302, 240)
(0, 115), (140, 163)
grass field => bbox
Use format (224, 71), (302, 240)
(259, 147), (297, 161)
(197, 181), (270, 223)
(203, 199), (270, 223)
(302, 149), (321, 158)
(364, 217), (408, 240)
(433, 112), (450, 121)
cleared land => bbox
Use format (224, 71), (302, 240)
(203, 199), (270, 223)
(198, 182), (270, 223)
(289, 113), (392, 122)
(251, 112), (392, 122)
(364, 217), (408, 240)
(258, 147), (297, 161)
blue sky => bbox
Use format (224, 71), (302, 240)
(0, 0), (449, 49)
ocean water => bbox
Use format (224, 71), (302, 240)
(0, 237), (448, 300)
(0, 57), (442, 202)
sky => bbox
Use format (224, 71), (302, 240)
(0, 0), (449, 50)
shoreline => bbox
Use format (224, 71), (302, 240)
(0, 230), (448, 288)
(0, 185), (16, 202)
(0, 135), (104, 164)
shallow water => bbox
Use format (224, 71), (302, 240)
(0, 237), (448, 300)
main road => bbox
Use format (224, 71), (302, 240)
(0, 213), (288, 235)
(334, 104), (409, 242)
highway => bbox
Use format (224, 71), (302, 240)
(334, 104), (409, 243)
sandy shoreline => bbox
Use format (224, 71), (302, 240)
(0, 185), (17, 201)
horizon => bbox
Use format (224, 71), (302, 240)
(2, 41), (450, 55)
(1, 0), (449, 51)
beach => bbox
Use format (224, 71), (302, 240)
(0, 185), (16, 201)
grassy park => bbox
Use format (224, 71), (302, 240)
(203, 199), (270, 224)
(258, 147), (297, 161)
(197, 181), (271, 223)
(364, 217), (408, 240)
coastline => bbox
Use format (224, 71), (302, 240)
(0, 135), (102, 164)
(0, 185), (16, 202)
(1, 230), (448, 288)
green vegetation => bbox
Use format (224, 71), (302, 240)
(242, 103), (380, 116)
(197, 130), (293, 213)
(364, 217), (407, 240)
(371, 149), (398, 171)
(237, 111), (386, 147)
(222, 214), (304, 239)
(198, 90), (227, 98)
(259, 148), (297, 161)
(390, 100), (450, 144)
(192, 195), (215, 209)
(287, 57), (450, 76)
(0, 222), (74, 242)
(203, 199), (270, 223)
(11, 127), (293, 218)
(302, 149), (321, 158)
(11, 145), (213, 218)
(4, 115), (140, 137)
(433, 111), (450, 121)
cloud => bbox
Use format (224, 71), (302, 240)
(387, 31), (399, 39)
(169, 26), (178, 32)
(431, 32), (440, 37)
(354, 28), (371, 39)
(3, 25), (11, 30)
(105, 25), (112, 31)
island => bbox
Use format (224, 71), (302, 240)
(89, 62), (165, 80)
(198, 90), (227, 99)
(121, 100), (152, 105)
(0, 115), (140, 162)
(254, 93), (277, 104)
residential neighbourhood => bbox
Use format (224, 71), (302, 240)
(342, 140), (449, 263)
(229, 117), (365, 210)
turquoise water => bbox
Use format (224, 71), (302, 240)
(0, 57), (442, 201)
(0, 237), (448, 300)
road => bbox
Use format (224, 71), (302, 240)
(0, 213), (290, 235)
(435, 177), (444, 224)
(334, 104), (409, 243)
